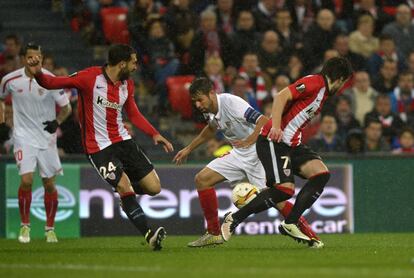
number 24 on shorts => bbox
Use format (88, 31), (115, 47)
(99, 162), (117, 180)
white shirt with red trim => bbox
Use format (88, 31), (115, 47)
(0, 67), (69, 149)
(261, 74), (329, 147)
(34, 66), (159, 154)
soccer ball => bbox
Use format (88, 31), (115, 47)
(231, 182), (259, 209)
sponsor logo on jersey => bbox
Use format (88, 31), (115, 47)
(296, 83), (306, 93)
(96, 96), (121, 111)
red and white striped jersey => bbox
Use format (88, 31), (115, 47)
(35, 66), (159, 154)
(261, 75), (329, 147)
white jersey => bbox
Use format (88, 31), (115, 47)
(207, 93), (262, 155)
(0, 67), (69, 149)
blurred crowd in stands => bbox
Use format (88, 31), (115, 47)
(1, 0), (414, 157)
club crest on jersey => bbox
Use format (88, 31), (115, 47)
(96, 96), (121, 111)
(296, 83), (306, 93)
(283, 169), (291, 176)
(38, 88), (45, 96)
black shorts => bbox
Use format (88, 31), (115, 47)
(256, 135), (321, 187)
(88, 139), (154, 188)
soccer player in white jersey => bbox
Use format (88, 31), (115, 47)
(0, 43), (72, 243)
(173, 77), (322, 247)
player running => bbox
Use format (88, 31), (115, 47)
(221, 57), (353, 245)
(26, 44), (173, 251)
(173, 77), (322, 248)
(0, 43), (72, 243)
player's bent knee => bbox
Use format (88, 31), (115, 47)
(194, 172), (210, 189)
(146, 186), (161, 196)
(20, 176), (33, 189)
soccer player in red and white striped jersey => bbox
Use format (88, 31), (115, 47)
(221, 57), (353, 246)
(27, 44), (173, 251)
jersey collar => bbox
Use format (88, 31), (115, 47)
(322, 74), (331, 95)
(102, 65), (114, 85)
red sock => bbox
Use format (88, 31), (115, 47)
(44, 190), (58, 228)
(18, 187), (32, 225)
(198, 188), (220, 235)
(280, 201), (319, 240)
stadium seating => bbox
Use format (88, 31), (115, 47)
(166, 75), (195, 119)
(100, 7), (130, 44)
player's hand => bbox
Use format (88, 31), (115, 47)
(0, 122), (11, 142)
(267, 127), (283, 142)
(43, 120), (59, 134)
(173, 147), (191, 165)
(153, 134), (174, 153)
(26, 55), (42, 76)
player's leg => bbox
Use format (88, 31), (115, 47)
(14, 145), (37, 243)
(136, 170), (161, 196)
(90, 142), (165, 250)
(188, 152), (246, 247)
(18, 173), (33, 243)
(121, 140), (161, 196)
(38, 145), (63, 243)
(41, 177), (58, 243)
(246, 165), (320, 245)
(222, 137), (300, 241)
(195, 167), (225, 234)
(285, 158), (330, 225)
(115, 172), (165, 251)
(186, 167), (226, 247)
(279, 145), (329, 247)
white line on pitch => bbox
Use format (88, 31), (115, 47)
(0, 263), (161, 272)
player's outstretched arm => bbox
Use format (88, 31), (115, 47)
(268, 87), (293, 142)
(232, 115), (269, 149)
(124, 94), (173, 153)
(173, 124), (216, 165)
(27, 55), (79, 89)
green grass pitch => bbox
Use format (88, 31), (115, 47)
(0, 233), (413, 278)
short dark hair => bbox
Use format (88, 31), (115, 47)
(365, 117), (382, 128)
(231, 75), (247, 85)
(398, 70), (413, 80)
(5, 34), (20, 44)
(107, 44), (136, 66)
(321, 113), (337, 122)
(320, 57), (353, 82)
(379, 34), (394, 42)
(189, 77), (214, 97)
(399, 127), (414, 138)
(376, 94), (391, 102)
(21, 42), (41, 56)
(243, 51), (258, 59)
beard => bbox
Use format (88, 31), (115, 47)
(118, 69), (130, 81)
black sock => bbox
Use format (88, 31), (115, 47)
(285, 172), (330, 224)
(121, 194), (151, 238)
(233, 186), (293, 223)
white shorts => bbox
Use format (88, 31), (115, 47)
(13, 142), (63, 178)
(206, 146), (266, 189)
